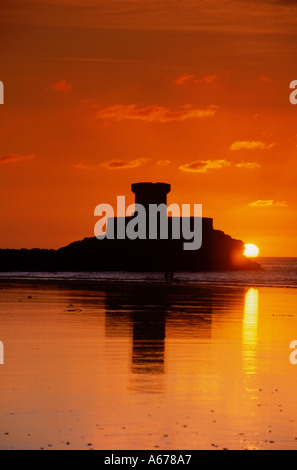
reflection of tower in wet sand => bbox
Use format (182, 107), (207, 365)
(104, 287), (167, 377)
(104, 285), (217, 386)
(131, 306), (166, 375)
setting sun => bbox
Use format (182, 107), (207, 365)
(244, 244), (260, 258)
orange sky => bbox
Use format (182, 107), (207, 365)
(0, 0), (297, 256)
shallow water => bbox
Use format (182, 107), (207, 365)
(0, 281), (297, 450)
(0, 257), (296, 288)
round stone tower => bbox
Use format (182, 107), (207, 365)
(131, 182), (171, 211)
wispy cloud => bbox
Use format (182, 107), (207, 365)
(173, 74), (196, 85)
(52, 57), (137, 63)
(235, 162), (261, 169)
(258, 74), (272, 83)
(252, 0), (297, 5)
(174, 74), (217, 85)
(230, 141), (275, 151)
(156, 160), (171, 166)
(179, 160), (231, 173)
(179, 159), (261, 173)
(249, 200), (274, 207)
(74, 163), (95, 170)
(0, 154), (36, 164)
(75, 158), (149, 170)
(2, 0), (297, 33)
(249, 200), (288, 207)
(101, 158), (149, 170)
(95, 104), (218, 123)
(275, 201), (289, 207)
(51, 80), (72, 92)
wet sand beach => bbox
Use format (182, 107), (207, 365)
(0, 279), (297, 450)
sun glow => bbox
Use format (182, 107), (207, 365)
(244, 244), (260, 258)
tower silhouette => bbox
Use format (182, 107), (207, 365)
(131, 182), (171, 212)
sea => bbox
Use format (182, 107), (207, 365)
(0, 257), (296, 288)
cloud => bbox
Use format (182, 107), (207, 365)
(3, 0), (297, 34)
(203, 75), (217, 83)
(230, 141), (275, 151)
(258, 74), (272, 83)
(249, 200), (274, 207)
(101, 158), (149, 170)
(235, 162), (261, 169)
(249, 200), (288, 207)
(173, 74), (196, 85)
(179, 159), (261, 173)
(275, 201), (289, 207)
(0, 154), (36, 164)
(75, 158), (150, 170)
(179, 159), (231, 173)
(258, 0), (297, 4)
(173, 74), (217, 85)
(156, 160), (171, 166)
(53, 57), (137, 64)
(51, 80), (72, 92)
(74, 163), (95, 170)
(95, 104), (218, 123)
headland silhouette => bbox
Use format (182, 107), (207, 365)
(0, 182), (261, 272)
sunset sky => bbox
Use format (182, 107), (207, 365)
(1, 0), (297, 256)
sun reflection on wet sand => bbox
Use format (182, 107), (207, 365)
(242, 288), (259, 374)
